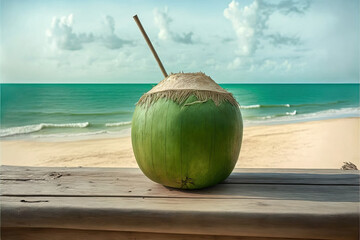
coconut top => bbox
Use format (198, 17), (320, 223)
(137, 72), (238, 106)
(148, 72), (228, 94)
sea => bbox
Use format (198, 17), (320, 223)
(1, 84), (359, 140)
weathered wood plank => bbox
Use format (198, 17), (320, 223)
(1, 228), (319, 240)
(225, 172), (360, 185)
(1, 165), (358, 185)
(3, 165), (358, 174)
(1, 196), (359, 240)
(1, 166), (358, 201)
(1, 182), (359, 202)
(1, 166), (359, 239)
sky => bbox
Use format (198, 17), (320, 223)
(0, 0), (359, 83)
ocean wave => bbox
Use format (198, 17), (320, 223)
(240, 104), (290, 109)
(296, 107), (360, 119)
(245, 107), (360, 125)
(240, 100), (348, 110)
(32, 130), (109, 139)
(286, 110), (297, 116)
(0, 122), (89, 138)
(11, 110), (132, 117)
(105, 121), (132, 127)
(250, 110), (297, 120)
(62, 111), (132, 116)
(291, 100), (347, 107)
(30, 128), (132, 140)
(240, 104), (261, 109)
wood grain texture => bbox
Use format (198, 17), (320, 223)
(1, 228), (321, 240)
(1, 166), (359, 240)
(1, 166), (359, 185)
(2, 196), (359, 239)
(1, 166), (359, 201)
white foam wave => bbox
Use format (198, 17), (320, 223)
(0, 122), (89, 138)
(31, 128), (131, 141)
(240, 104), (260, 109)
(286, 110), (297, 116)
(105, 121), (131, 127)
(245, 107), (360, 126)
(295, 107), (360, 119)
(259, 116), (272, 120)
(240, 104), (290, 109)
(32, 130), (109, 138)
(43, 122), (89, 128)
(256, 110), (296, 120)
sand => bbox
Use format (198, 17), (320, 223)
(1, 117), (359, 169)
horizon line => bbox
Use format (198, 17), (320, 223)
(0, 82), (359, 84)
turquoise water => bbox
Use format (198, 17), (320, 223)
(1, 84), (359, 140)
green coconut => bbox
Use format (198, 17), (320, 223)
(131, 72), (243, 189)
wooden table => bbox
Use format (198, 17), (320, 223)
(1, 165), (359, 240)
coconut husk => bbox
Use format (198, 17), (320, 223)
(137, 72), (239, 107)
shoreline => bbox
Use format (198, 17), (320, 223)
(1, 113), (359, 142)
(1, 117), (359, 169)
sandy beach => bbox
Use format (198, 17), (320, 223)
(1, 117), (359, 169)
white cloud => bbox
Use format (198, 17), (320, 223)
(267, 33), (301, 47)
(224, 0), (259, 56)
(154, 8), (194, 44)
(104, 15), (115, 34)
(46, 14), (94, 51)
(276, 0), (311, 15)
(224, 0), (311, 74)
(227, 57), (243, 70)
(259, 59), (292, 72)
(46, 14), (131, 51)
(154, 7), (172, 41)
(102, 15), (132, 49)
(224, 0), (310, 56)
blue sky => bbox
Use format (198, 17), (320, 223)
(0, 0), (359, 83)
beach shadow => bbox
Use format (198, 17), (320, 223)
(161, 172), (360, 203)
